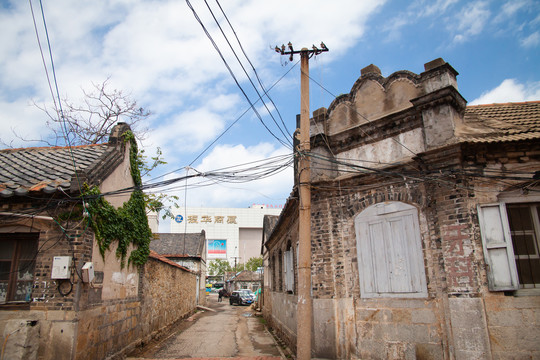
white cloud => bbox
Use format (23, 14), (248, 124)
(469, 79), (540, 105)
(0, 99), (50, 148)
(452, 1), (491, 44)
(383, 0), (458, 41)
(521, 31), (540, 47)
(174, 143), (293, 208)
(149, 108), (227, 152)
(418, 0), (459, 17)
(497, 0), (531, 21)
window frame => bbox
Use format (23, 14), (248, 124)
(478, 199), (540, 292)
(0, 233), (39, 304)
(284, 247), (294, 293)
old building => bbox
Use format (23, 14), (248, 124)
(150, 231), (207, 304)
(170, 205), (282, 267)
(263, 59), (540, 359)
(0, 123), (197, 360)
(225, 270), (262, 293)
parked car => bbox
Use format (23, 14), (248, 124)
(238, 288), (256, 301)
(229, 290), (253, 306)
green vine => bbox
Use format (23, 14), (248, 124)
(83, 131), (152, 268)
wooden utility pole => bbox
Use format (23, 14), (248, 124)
(276, 42), (328, 360)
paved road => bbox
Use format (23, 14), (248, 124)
(127, 293), (285, 360)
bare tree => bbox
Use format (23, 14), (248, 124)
(30, 78), (150, 146)
(7, 79), (178, 221)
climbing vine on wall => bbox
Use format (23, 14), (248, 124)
(84, 131), (152, 268)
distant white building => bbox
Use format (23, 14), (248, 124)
(170, 204), (282, 267)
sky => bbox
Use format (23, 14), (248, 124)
(1, 0), (539, 228)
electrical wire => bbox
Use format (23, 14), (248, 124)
(185, 0), (292, 150)
(149, 60), (299, 183)
(28, 0), (58, 120)
(213, 0), (292, 139)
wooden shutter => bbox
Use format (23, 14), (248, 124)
(477, 204), (519, 291)
(355, 202), (427, 298)
(284, 250), (294, 292)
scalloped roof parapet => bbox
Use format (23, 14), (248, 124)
(324, 60), (456, 137)
(327, 69), (422, 115)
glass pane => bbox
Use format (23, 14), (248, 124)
(0, 240), (15, 260)
(13, 281), (32, 302)
(516, 259), (540, 286)
(507, 205), (533, 231)
(0, 261), (11, 281)
(512, 234), (537, 256)
(17, 260), (35, 281)
(0, 282), (7, 303)
(19, 239), (37, 260)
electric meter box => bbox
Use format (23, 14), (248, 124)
(82, 262), (94, 283)
(51, 256), (72, 279)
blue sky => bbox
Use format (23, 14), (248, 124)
(1, 0), (539, 218)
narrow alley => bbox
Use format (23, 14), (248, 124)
(126, 292), (287, 360)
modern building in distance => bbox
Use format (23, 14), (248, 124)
(171, 204), (282, 267)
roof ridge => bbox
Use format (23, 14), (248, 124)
(467, 100), (540, 108)
(0, 142), (108, 153)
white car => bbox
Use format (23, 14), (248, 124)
(238, 289), (256, 301)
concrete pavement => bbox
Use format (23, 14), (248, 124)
(127, 292), (287, 360)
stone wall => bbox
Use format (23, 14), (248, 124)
(484, 293), (540, 359)
(139, 254), (197, 341)
(266, 152), (540, 359)
(74, 298), (141, 360)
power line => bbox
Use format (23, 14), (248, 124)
(150, 59), (299, 179)
(203, 0), (292, 147)
(184, 0), (292, 150)
(214, 0), (292, 138)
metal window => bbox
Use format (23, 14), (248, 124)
(506, 203), (540, 288)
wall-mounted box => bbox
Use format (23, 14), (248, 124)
(51, 256), (72, 279)
(82, 262), (94, 283)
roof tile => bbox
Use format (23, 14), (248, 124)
(460, 101), (540, 143)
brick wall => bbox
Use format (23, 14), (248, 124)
(264, 117), (540, 358)
(1, 208), (198, 360)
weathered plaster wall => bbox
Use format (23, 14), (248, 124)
(73, 255), (197, 360)
(268, 292), (297, 351)
(91, 241), (139, 300)
(101, 145), (134, 208)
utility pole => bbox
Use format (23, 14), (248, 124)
(276, 42), (328, 360)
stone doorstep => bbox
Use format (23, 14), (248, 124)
(127, 358), (283, 360)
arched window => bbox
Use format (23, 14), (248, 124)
(355, 201), (427, 298)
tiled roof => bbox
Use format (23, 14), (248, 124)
(0, 122), (130, 199)
(150, 232), (206, 258)
(227, 270), (261, 282)
(0, 144), (113, 198)
(459, 101), (540, 143)
(148, 250), (193, 273)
